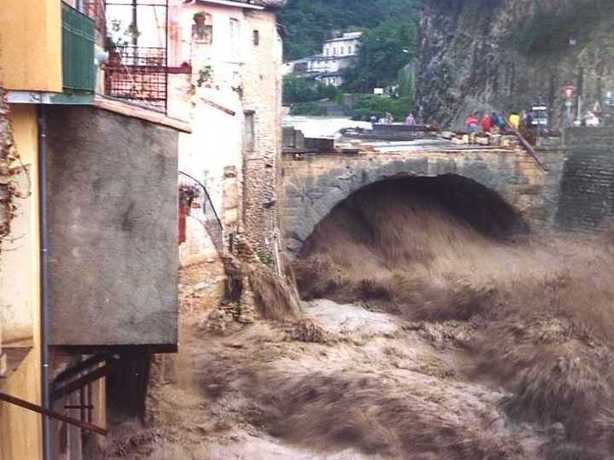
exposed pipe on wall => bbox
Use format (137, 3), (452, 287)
(37, 105), (52, 460)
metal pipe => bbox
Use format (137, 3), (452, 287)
(38, 105), (52, 460)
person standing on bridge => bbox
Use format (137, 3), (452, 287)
(465, 114), (480, 133)
(480, 113), (493, 133)
(405, 113), (417, 126)
(508, 112), (521, 130)
(494, 112), (507, 130)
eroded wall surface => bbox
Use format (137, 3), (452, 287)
(45, 106), (179, 347)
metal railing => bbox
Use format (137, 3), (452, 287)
(62, 2), (96, 93)
(178, 171), (224, 255)
(104, 46), (168, 112)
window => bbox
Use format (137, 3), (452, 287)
(193, 12), (213, 44)
(244, 111), (255, 153)
(253, 30), (260, 46)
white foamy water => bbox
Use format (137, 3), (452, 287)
(283, 115), (372, 138)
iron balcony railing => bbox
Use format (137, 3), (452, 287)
(62, 2), (96, 93)
(178, 171), (224, 255)
(104, 46), (168, 112)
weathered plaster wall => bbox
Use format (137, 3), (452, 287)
(169, 2), (246, 266)
(168, 2), (282, 264)
(45, 107), (179, 347)
(556, 127), (614, 230)
(0, 104), (42, 460)
(282, 150), (565, 255)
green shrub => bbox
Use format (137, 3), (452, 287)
(283, 76), (341, 105)
(349, 94), (413, 121)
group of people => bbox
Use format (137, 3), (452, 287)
(369, 112), (419, 126)
(370, 113), (396, 124)
(465, 111), (514, 134)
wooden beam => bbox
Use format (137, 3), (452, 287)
(52, 364), (111, 402)
(53, 354), (113, 386)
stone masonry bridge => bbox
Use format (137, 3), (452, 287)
(281, 127), (614, 256)
(281, 144), (567, 255)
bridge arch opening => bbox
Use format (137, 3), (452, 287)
(293, 174), (529, 310)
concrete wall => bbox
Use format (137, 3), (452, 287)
(556, 127), (614, 231)
(0, 104), (42, 460)
(282, 150), (565, 255)
(0, 0), (62, 92)
(45, 106), (179, 347)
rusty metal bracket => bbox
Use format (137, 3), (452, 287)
(0, 392), (107, 436)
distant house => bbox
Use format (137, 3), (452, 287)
(283, 31), (363, 87)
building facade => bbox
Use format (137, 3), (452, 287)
(0, 2), (187, 459)
(1, 0), (285, 458)
(283, 31), (362, 87)
(168, 0), (285, 266)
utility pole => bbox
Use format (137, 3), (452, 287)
(131, 0), (138, 47)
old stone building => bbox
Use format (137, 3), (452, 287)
(167, 0), (285, 266)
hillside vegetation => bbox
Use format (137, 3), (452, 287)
(278, 0), (417, 61)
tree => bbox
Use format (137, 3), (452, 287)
(343, 19), (417, 93)
(283, 76), (340, 105)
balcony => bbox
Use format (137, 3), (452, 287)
(62, 2), (96, 93)
(104, 45), (169, 112)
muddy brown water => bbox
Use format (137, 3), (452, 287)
(102, 176), (614, 459)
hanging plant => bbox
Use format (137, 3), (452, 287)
(196, 65), (214, 88)
(193, 12), (207, 25)
(0, 87), (30, 256)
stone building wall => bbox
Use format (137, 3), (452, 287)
(168, 2), (283, 267)
(556, 127), (614, 231)
(242, 9), (284, 264)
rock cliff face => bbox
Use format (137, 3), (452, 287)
(415, 0), (614, 128)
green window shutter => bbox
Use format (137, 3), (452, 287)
(62, 3), (96, 93)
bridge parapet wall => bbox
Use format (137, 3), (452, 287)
(282, 150), (564, 255)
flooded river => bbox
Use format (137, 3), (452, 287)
(283, 115), (372, 138)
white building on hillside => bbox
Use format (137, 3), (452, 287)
(283, 31), (362, 87)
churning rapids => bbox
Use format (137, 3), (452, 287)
(104, 175), (614, 460)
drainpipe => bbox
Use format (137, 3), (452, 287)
(38, 105), (52, 460)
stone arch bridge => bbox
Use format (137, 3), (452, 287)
(281, 145), (568, 256)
